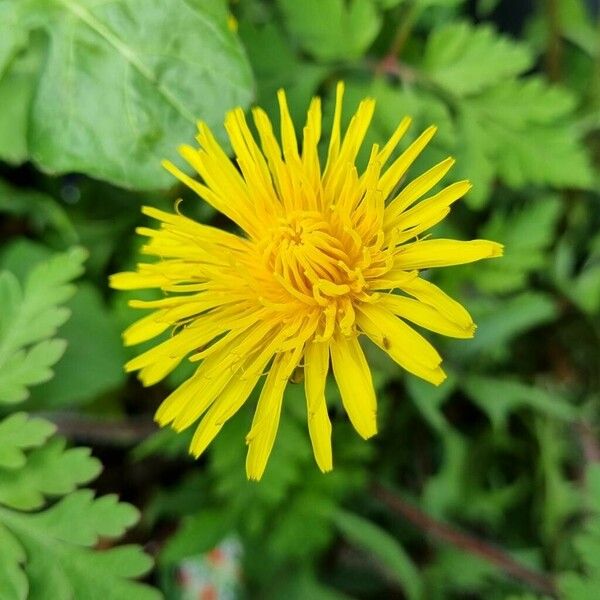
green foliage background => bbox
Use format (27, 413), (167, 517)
(0, 0), (599, 598)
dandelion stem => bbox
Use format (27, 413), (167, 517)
(373, 483), (558, 597)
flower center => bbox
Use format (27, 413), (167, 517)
(255, 210), (382, 332)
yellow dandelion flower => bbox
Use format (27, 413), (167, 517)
(111, 83), (503, 480)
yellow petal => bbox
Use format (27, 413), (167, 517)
(304, 341), (332, 472)
(395, 239), (504, 270)
(325, 81), (345, 172)
(401, 276), (474, 330)
(387, 180), (471, 233)
(277, 89), (300, 162)
(379, 125), (437, 200)
(329, 333), (377, 439)
(139, 355), (184, 387)
(375, 116), (412, 168)
(384, 156), (455, 225)
(122, 310), (171, 346)
(357, 304), (446, 385)
(246, 347), (303, 481)
(109, 271), (167, 290)
(189, 352), (269, 458)
(379, 294), (475, 338)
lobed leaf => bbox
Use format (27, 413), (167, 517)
(0, 437), (101, 510)
(0, 247), (86, 404)
(0, 413), (56, 469)
(422, 21), (532, 96)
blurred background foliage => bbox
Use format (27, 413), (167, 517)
(0, 0), (599, 598)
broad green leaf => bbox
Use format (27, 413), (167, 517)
(14, 0), (253, 189)
(276, 0), (381, 62)
(0, 413), (55, 469)
(0, 437), (101, 510)
(0, 40), (42, 165)
(0, 246), (86, 403)
(422, 21), (532, 96)
(462, 376), (577, 430)
(333, 510), (422, 599)
(0, 0), (28, 74)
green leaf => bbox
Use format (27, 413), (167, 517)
(0, 39), (42, 165)
(462, 79), (593, 192)
(0, 514), (159, 600)
(0, 413), (55, 469)
(406, 374), (457, 433)
(557, 465), (600, 599)
(333, 510), (422, 599)
(0, 413), (159, 599)
(0, 179), (78, 244)
(160, 507), (234, 565)
(554, 233), (600, 315)
(276, 0), (381, 62)
(26, 489), (139, 545)
(476, 196), (562, 293)
(0, 523), (28, 600)
(422, 21), (532, 96)
(239, 21), (330, 124)
(0, 0), (29, 74)
(11, 0), (253, 189)
(462, 376), (577, 430)
(0, 437), (101, 510)
(29, 284), (127, 407)
(0, 246), (86, 404)
(464, 292), (557, 357)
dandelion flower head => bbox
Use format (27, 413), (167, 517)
(111, 83), (503, 480)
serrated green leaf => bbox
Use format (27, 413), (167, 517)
(460, 79), (593, 193)
(0, 246), (86, 403)
(0, 339), (67, 404)
(277, 0), (381, 62)
(26, 489), (139, 545)
(0, 413), (56, 469)
(0, 437), (101, 510)
(476, 197), (562, 293)
(422, 21), (532, 96)
(15, 0), (253, 190)
(334, 510), (422, 599)
(0, 522), (27, 600)
(0, 412), (159, 598)
(29, 284), (126, 407)
(0, 511), (160, 600)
